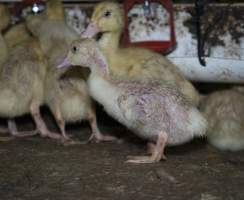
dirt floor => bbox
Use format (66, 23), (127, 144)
(0, 109), (244, 200)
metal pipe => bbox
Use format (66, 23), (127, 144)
(169, 57), (244, 83)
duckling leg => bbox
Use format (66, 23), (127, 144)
(7, 119), (39, 137)
(53, 106), (69, 140)
(30, 102), (62, 140)
(126, 131), (168, 164)
(87, 110), (118, 142)
(0, 120), (38, 141)
(53, 106), (82, 145)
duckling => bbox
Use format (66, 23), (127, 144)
(26, 10), (91, 79)
(0, 41), (12, 137)
(4, 23), (32, 48)
(82, 1), (200, 106)
(0, 4), (10, 66)
(45, 40), (115, 142)
(0, 5), (11, 136)
(3, 0), (63, 49)
(46, 0), (65, 21)
(27, 9), (108, 141)
(200, 89), (244, 151)
(0, 39), (64, 141)
(58, 38), (207, 163)
(1, 4), (31, 48)
(0, 5), (33, 138)
(26, 8), (90, 78)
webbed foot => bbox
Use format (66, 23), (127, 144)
(126, 131), (168, 164)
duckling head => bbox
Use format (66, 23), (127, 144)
(58, 38), (109, 76)
(82, 1), (124, 38)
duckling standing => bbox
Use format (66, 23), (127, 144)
(58, 39), (207, 163)
(200, 89), (244, 151)
(0, 39), (64, 141)
(82, 1), (200, 106)
(0, 5), (13, 136)
(45, 41), (116, 142)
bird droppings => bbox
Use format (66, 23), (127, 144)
(128, 3), (170, 42)
(181, 4), (244, 59)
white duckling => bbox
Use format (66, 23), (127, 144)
(58, 38), (207, 163)
(200, 89), (244, 151)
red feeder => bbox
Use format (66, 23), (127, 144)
(11, 0), (44, 18)
(122, 0), (177, 54)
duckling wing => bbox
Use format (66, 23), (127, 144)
(117, 85), (168, 127)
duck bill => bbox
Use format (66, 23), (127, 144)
(81, 22), (101, 38)
(57, 57), (70, 69)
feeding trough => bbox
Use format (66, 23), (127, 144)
(122, 0), (176, 54)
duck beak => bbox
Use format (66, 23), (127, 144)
(81, 22), (101, 38)
(57, 57), (70, 69)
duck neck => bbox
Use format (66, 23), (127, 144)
(98, 30), (121, 53)
(89, 58), (110, 80)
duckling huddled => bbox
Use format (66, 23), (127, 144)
(200, 89), (244, 151)
(0, 0), (243, 162)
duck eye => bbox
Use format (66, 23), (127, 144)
(72, 46), (77, 53)
(104, 10), (111, 17)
